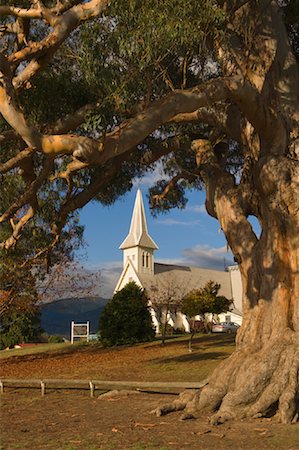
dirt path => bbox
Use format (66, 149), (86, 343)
(1, 389), (298, 450)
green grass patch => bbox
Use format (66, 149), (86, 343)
(0, 341), (91, 359)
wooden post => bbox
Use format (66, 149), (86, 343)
(89, 381), (95, 398)
(71, 321), (74, 344)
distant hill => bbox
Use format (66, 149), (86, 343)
(40, 297), (108, 338)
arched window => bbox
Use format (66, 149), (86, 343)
(142, 252), (145, 267)
(146, 253), (149, 268)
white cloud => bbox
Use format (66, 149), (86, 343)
(186, 204), (206, 214)
(84, 261), (123, 298)
(155, 245), (233, 271)
(133, 161), (167, 188)
(182, 245), (233, 270)
(99, 262), (122, 298)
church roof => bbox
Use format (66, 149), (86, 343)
(139, 263), (232, 299)
(119, 189), (158, 250)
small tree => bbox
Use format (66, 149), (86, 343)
(0, 259), (43, 349)
(148, 274), (190, 345)
(0, 307), (42, 349)
(98, 282), (155, 346)
(182, 281), (232, 352)
(181, 292), (201, 353)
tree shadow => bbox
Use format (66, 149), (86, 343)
(147, 333), (235, 350)
(151, 351), (229, 364)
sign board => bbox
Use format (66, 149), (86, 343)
(71, 321), (89, 344)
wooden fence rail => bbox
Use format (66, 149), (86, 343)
(0, 379), (208, 397)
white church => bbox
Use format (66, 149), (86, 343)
(115, 189), (243, 333)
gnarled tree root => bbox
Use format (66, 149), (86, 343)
(152, 334), (299, 424)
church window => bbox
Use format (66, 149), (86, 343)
(142, 252), (145, 267)
(146, 253), (149, 268)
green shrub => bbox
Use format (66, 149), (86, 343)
(165, 323), (174, 335)
(173, 327), (185, 335)
(0, 309), (42, 349)
(99, 282), (155, 346)
(48, 335), (64, 343)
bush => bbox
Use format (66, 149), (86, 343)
(173, 327), (185, 335)
(0, 309), (42, 349)
(48, 335), (64, 343)
(165, 323), (174, 335)
(99, 282), (156, 346)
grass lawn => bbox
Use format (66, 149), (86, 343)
(0, 333), (235, 381)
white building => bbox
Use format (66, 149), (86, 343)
(115, 189), (242, 332)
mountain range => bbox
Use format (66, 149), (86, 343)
(40, 297), (107, 338)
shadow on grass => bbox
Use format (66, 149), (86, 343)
(148, 333), (236, 350)
(151, 350), (229, 364)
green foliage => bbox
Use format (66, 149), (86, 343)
(0, 258), (43, 349)
(0, 310), (42, 349)
(182, 280), (232, 319)
(109, 0), (225, 65)
(48, 335), (64, 343)
(98, 282), (155, 346)
(282, 0), (299, 60)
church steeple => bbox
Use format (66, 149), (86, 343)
(119, 189), (158, 274)
(120, 189), (158, 251)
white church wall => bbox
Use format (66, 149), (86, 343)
(149, 307), (160, 333)
(116, 261), (142, 292)
(123, 248), (139, 272)
(173, 312), (190, 333)
(138, 248), (154, 275)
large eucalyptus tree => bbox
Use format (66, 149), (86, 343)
(0, 0), (298, 424)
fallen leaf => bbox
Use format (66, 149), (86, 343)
(197, 429), (212, 436)
(254, 428), (269, 433)
(134, 422), (158, 428)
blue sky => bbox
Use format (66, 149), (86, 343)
(77, 171), (235, 297)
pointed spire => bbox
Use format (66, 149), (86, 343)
(119, 189), (158, 250)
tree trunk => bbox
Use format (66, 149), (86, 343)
(154, 152), (299, 424)
(188, 327), (195, 353)
(161, 320), (167, 345)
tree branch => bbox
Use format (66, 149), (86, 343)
(0, 206), (36, 250)
(51, 143), (175, 237)
(192, 138), (258, 266)
(0, 148), (34, 174)
(0, 157), (54, 224)
(151, 172), (197, 206)
(3, 79), (229, 164)
(0, 54), (42, 148)
(8, 0), (108, 65)
(0, 5), (44, 20)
